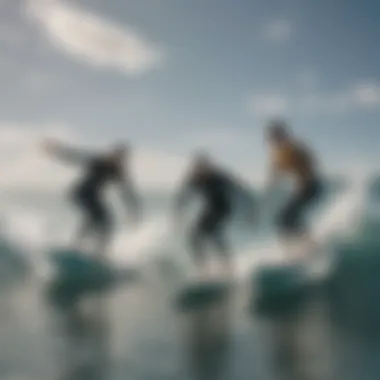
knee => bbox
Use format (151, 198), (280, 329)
(94, 212), (113, 233)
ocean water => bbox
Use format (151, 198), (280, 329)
(1, 173), (380, 380)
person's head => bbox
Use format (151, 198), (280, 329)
(191, 151), (213, 177)
(266, 119), (291, 145)
(107, 143), (129, 164)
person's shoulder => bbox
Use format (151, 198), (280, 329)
(95, 157), (122, 176)
(87, 155), (102, 165)
(212, 166), (226, 177)
(214, 167), (234, 184)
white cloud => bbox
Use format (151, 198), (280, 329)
(263, 19), (293, 43)
(248, 93), (290, 118)
(0, 124), (186, 192)
(247, 81), (380, 118)
(26, 0), (164, 75)
(352, 82), (380, 107)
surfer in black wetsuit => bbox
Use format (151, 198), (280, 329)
(41, 139), (141, 256)
(174, 153), (256, 279)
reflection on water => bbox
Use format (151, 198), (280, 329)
(264, 300), (332, 380)
(184, 299), (232, 380)
(4, 263), (380, 380)
(56, 296), (110, 380)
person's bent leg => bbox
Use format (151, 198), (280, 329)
(213, 234), (234, 280)
(277, 181), (322, 259)
(90, 198), (113, 260)
(209, 213), (234, 279)
(73, 216), (93, 251)
(71, 191), (95, 252)
(189, 216), (209, 280)
(276, 197), (303, 259)
(293, 180), (323, 258)
(96, 222), (113, 261)
(200, 207), (232, 277)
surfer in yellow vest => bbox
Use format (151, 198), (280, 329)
(265, 120), (323, 259)
(41, 138), (141, 257)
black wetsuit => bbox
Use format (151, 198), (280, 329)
(177, 169), (249, 260)
(72, 157), (123, 231)
(277, 178), (322, 235)
(191, 171), (232, 247)
(51, 145), (137, 247)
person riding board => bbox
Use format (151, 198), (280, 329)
(265, 120), (322, 258)
(174, 152), (256, 280)
(41, 139), (141, 257)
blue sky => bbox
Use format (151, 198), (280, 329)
(0, 0), (379, 189)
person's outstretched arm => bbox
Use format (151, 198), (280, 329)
(118, 174), (141, 223)
(41, 139), (95, 165)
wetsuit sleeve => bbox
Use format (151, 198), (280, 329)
(49, 143), (95, 165)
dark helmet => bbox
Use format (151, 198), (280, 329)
(108, 142), (129, 163)
(112, 142), (129, 156)
(266, 119), (290, 141)
(191, 150), (213, 175)
(193, 150), (212, 166)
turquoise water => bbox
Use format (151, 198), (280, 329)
(3, 259), (380, 380)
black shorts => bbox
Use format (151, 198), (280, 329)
(72, 188), (111, 227)
(277, 179), (322, 235)
(195, 207), (230, 237)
